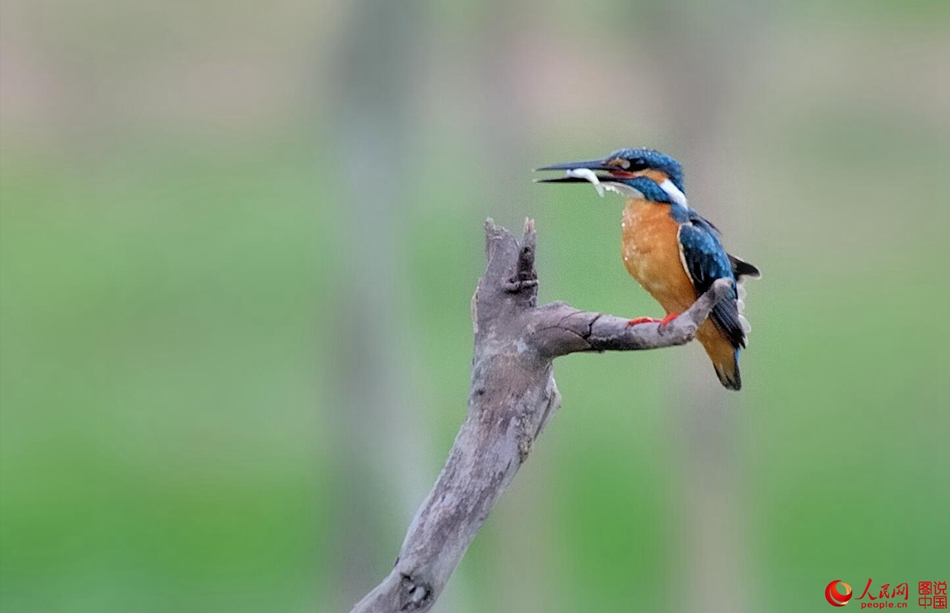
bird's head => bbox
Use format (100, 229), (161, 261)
(535, 148), (687, 206)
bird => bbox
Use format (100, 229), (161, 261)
(535, 148), (760, 390)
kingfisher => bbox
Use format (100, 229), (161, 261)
(535, 148), (760, 390)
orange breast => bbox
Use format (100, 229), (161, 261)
(621, 198), (696, 314)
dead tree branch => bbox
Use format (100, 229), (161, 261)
(349, 219), (732, 613)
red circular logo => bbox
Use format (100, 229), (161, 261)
(825, 580), (853, 607)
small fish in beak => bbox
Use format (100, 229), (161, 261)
(564, 168), (605, 197)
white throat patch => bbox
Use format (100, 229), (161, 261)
(659, 179), (688, 208)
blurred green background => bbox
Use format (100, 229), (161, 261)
(1, 1), (948, 612)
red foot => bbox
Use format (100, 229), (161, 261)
(659, 312), (679, 327)
(626, 317), (662, 326)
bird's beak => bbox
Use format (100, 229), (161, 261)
(533, 157), (614, 184)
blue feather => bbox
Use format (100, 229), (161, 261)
(609, 148), (685, 192)
(677, 217), (746, 350)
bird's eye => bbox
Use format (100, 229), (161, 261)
(629, 158), (648, 170)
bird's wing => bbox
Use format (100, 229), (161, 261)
(677, 220), (747, 349)
(690, 210), (722, 235)
(685, 210), (761, 281)
(728, 253), (761, 281)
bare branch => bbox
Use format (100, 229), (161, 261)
(530, 278), (732, 357)
(349, 219), (729, 613)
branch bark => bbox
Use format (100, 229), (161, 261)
(349, 219), (731, 613)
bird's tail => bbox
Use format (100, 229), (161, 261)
(697, 321), (742, 391)
(712, 350), (742, 391)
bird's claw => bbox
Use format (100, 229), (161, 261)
(626, 316), (661, 327)
(626, 313), (679, 330)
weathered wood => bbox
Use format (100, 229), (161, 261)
(349, 219), (731, 613)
